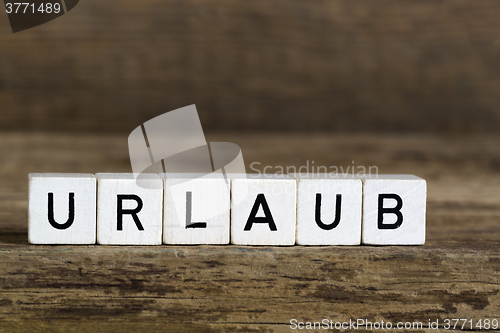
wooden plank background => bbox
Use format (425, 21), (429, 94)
(1, 0), (500, 132)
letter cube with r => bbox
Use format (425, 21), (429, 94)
(96, 173), (163, 245)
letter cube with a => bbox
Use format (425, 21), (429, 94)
(28, 173), (96, 244)
(230, 174), (296, 245)
(292, 173), (362, 245)
(161, 172), (230, 244)
(361, 175), (426, 245)
(96, 173), (163, 245)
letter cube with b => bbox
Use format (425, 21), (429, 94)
(361, 175), (426, 245)
(96, 173), (163, 245)
(28, 173), (96, 244)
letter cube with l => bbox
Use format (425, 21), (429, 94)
(28, 173), (96, 244)
(161, 172), (230, 244)
(361, 175), (426, 245)
(293, 173), (362, 245)
(96, 173), (163, 245)
(230, 174), (296, 245)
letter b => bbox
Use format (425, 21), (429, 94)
(377, 194), (403, 229)
(361, 175), (427, 245)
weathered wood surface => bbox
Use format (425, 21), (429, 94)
(0, 133), (499, 332)
(2, 1), (500, 133)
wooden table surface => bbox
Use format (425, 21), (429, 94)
(0, 132), (499, 332)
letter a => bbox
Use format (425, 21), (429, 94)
(244, 193), (277, 231)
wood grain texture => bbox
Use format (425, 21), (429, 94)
(0, 132), (499, 332)
(2, 1), (500, 132)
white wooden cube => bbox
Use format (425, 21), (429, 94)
(292, 173), (362, 245)
(230, 174), (296, 245)
(96, 173), (163, 245)
(361, 174), (426, 245)
(28, 173), (96, 244)
(161, 172), (230, 244)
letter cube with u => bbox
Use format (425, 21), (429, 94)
(361, 175), (426, 245)
(96, 173), (163, 245)
(28, 173), (97, 244)
(293, 173), (362, 245)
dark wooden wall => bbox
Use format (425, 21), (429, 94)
(1, 0), (500, 133)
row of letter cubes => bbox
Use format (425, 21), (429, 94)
(28, 173), (426, 245)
